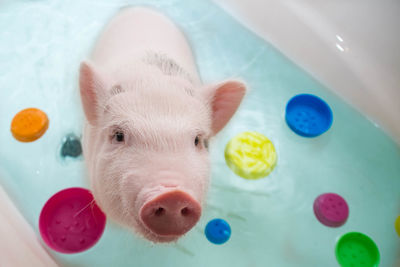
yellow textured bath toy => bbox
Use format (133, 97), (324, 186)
(225, 131), (277, 179)
(395, 216), (400, 237)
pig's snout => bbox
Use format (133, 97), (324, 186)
(140, 190), (201, 237)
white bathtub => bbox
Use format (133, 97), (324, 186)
(215, 0), (400, 145)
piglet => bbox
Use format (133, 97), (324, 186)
(79, 7), (246, 242)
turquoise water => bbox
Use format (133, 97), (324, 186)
(0, 0), (399, 266)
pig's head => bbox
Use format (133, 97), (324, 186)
(79, 60), (246, 242)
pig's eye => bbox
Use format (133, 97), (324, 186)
(112, 130), (125, 143)
(194, 135), (208, 150)
(194, 135), (200, 147)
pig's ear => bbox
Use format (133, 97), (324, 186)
(79, 61), (105, 125)
(204, 80), (247, 135)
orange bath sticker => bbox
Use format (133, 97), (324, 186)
(11, 108), (49, 142)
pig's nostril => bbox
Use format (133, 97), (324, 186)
(181, 207), (190, 216)
(154, 207), (165, 216)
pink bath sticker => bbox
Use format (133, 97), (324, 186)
(39, 187), (106, 253)
(313, 193), (349, 227)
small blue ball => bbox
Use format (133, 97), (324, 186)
(205, 218), (231, 245)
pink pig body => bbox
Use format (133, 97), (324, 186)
(79, 7), (246, 242)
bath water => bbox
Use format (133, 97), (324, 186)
(0, 0), (399, 266)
